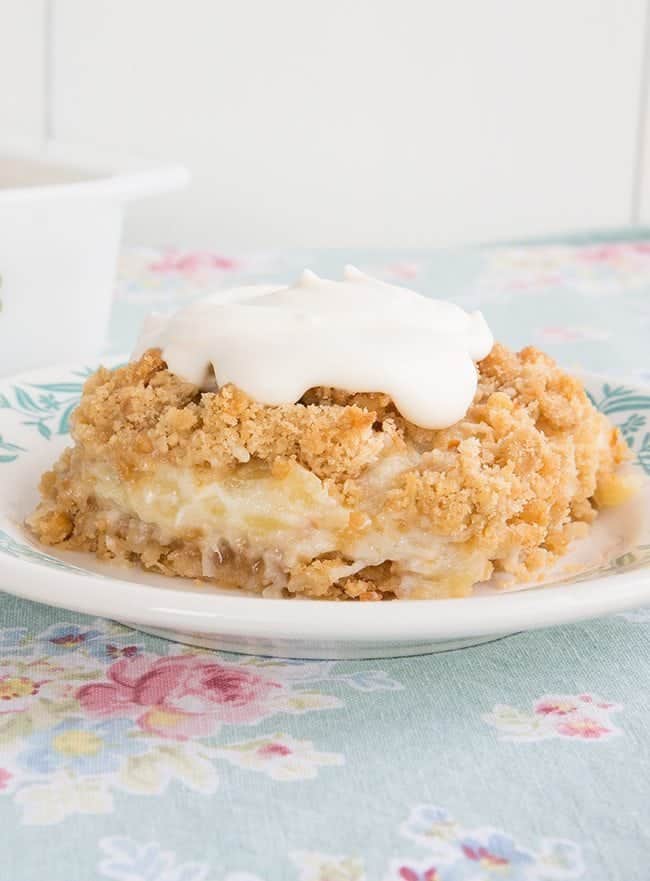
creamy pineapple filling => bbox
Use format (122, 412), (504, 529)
(74, 456), (485, 598)
(84, 459), (349, 567)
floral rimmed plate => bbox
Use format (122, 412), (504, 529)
(1, 360), (650, 659)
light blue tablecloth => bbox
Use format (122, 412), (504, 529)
(2, 237), (650, 880)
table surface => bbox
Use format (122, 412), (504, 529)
(2, 236), (650, 880)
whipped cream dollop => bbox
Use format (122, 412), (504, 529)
(132, 266), (493, 429)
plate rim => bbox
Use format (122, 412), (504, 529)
(1, 549), (650, 642)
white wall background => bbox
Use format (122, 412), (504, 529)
(2, 0), (650, 249)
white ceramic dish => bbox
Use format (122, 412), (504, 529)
(0, 138), (188, 376)
(1, 361), (650, 659)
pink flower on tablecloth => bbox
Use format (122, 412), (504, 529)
(214, 733), (343, 780)
(578, 245), (622, 262)
(0, 769), (12, 790)
(257, 742), (292, 758)
(555, 718), (612, 739)
(76, 654), (282, 740)
(534, 694), (618, 718)
(485, 692), (622, 742)
(149, 251), (240, 274)
(397, 866), (440, 881)
(577, 242), (650, 262)
(533, 698), (580, 716)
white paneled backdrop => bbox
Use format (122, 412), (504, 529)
(2, 0), (650, 248)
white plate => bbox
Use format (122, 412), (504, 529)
(1, 361), (650, 659)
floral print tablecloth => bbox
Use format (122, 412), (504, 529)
(2, 235), (650, 880)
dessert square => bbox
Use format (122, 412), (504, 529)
(28, 343), (628, 600)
